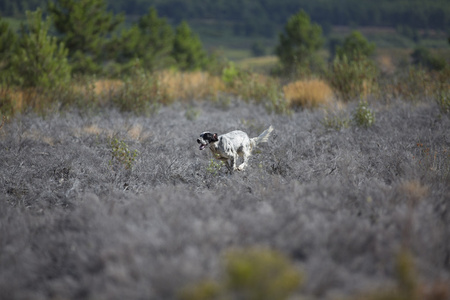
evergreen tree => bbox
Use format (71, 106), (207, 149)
(11, 9), (70, 88)
(171, 21), (207, 71)
(0, 16), (17, 82)
(108, 7), (175, 73)
(275, 10), (324, 74)
(136, 7), (175, 70)
(336, 31), (375, 60)
(48, 0), (124, 74)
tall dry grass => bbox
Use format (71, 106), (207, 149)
(283, 79), (334, 109)
(157, 70), (224, 101)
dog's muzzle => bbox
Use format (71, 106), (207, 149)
(197, 138), (207, 150)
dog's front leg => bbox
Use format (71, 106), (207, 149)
(230, 155), (240, 171)
(223, 159), (233, 172)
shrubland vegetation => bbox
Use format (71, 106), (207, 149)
(0, 1), (449, 300)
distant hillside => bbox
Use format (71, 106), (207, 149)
(2, 0), (450, 38)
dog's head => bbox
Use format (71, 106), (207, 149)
(197, 132), (218, 150)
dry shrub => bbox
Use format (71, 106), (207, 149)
(398, 180), (429, 203)
(283, 79), (333, 109)
(1, 87), (55, 114)
(377, 54), (396, 75)
(157, 70), (224, 101)
(1, 87), (26, 114)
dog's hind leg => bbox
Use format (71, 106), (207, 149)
(237, 150), (251, 171)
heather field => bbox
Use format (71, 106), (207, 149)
(1, 94), (449, 299)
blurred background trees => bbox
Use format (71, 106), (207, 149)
(48, 0), (123, 74)
(275, 10), (324, 75)
(11, 9), (71, 88)
(0, 0), (448, 98)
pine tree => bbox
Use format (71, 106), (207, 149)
(275, 10), (324, 74)
(171, 21), (207, 71)
(11, 9), (70, 88)
(136, 7), (175, 70)
(0, 16), (17, 83)
(48, 0), (124, 74)
(107, 7), (175, 74)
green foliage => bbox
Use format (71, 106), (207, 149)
(321, 112), (351, 130)
(0, 16), (17, 83)
(180, 247), (303, 300)
(328, 55), (379, 101)
(342, 249), (421, 300)
(180, 280), (222, 300)
(224, 248), (302, 300)
(352, 100), (375, 128)
(11, 9), (71, 88)
(394, 249), (418, 300)
(275, 10), (324, 75)
(111, 69), (166, 115)
(48, 0), (124, 74)
(172, 21), (208, 71)
(206, 158), (224, 176)
(134, 7), (175, 71)
(221, 62), (240, 87)
(411, 46), (447, 71)
(109, 136), (139, 170)
(336, 31), (376, 60)
(185, 106), (201, 121)
(435, 69), (450, 114)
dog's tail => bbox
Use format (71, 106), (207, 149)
(250, 125), (274, 148)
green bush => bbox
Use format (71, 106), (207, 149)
(321, 112), (351, 130)
(206, 158), (224, 176)
(335, 30), (376, 60)
(180, 247), (303, 300)
(353, 100), (375, 128)
(109, 136), (139, 170)
(328, 55), (378, 102)
(112, 69), (168, 115)
(221, 62), (240, 88)
(411, 46), (447, 71)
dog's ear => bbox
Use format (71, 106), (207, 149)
(213, 133), (218, 141)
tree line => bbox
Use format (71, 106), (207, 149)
(0, 0), (210, 88)
(2, 0), (449, 38)
(1, 0), (447, 91)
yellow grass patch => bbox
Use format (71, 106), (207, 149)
(21, 129), (55, 145)
(157, 70), (224, 101)
(93, 79), (123, 96)
(127, 124), (151, 141)
(82, 124), (104, 136)
(2, 88), (39, 114)
(283, 79), (334, 109)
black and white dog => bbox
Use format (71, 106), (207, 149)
(197, 126), (273, 171)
